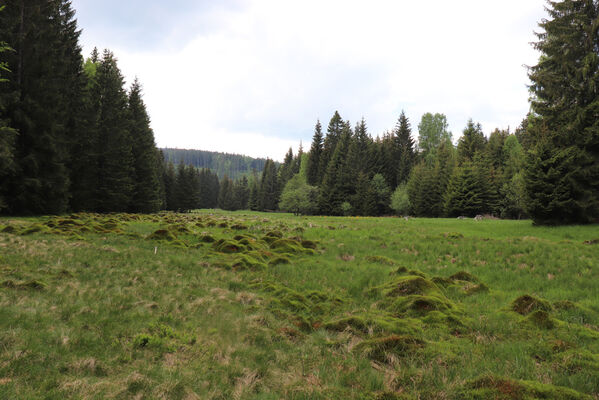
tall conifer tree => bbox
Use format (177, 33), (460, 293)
(525, 0), (599, 224)
(128, 79), (161, 213)
(94, 50), (134, 212)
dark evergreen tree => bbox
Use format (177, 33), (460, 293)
(0, 0), (83, 214)
(258, 159), (279, 211)
(69, 54), (100, 212)
(278, 147), (294, 191)
(232, 176), (250, 210)
(457, 119), (487, 165)
(0, 7), (16, 211)
(248, 170), (260, 210)
(347, 118), (373, 181)
(94, 50), (135, 212)
(525, 0), (599, 224)
(218, 175), (235, 210)
(319, 111), (344, 180)
(395, 111), (416, 185)
(163, 161), (177, 211)
(291, 141), (303, 176)
(318, 129), (352, 215)
(128, 79), (161, 213)
(444, 162), (484, 217)
(352, 172), (377, 216)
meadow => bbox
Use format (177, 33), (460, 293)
(0, 211), (598, 399)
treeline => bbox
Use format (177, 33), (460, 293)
(265, 111), (529, 220)
(161, 148), (271, 180)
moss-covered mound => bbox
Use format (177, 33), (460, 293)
(269, 255), (291, 266)
(146, 229), (177, 242)
(459, 375), (592, 400)
(199, 234), (216, 243)
(354, 335), (425, 363)
(19, 224), (50, 235)
(449, 271), (480, 283)
(231, 254), (266, 271)
(324, 313), (422, 336)
(270, 238), (309, 254)
(511, 294), (553, 315)
(385, 276), (440, 297)
(212, 239), (245, 253)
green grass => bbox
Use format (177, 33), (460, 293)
(0, 211), (598, 399)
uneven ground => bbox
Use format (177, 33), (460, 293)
(0, 211), (598, 399)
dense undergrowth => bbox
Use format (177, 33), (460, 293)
(0, 211), (598, 399)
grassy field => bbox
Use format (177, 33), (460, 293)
(0, 211), (598, 399)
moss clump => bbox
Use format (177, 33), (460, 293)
(524, 310), (557, 329)
(231, 254), (266, 271)
(324, 314), (422, 336)
(1, 225), (17, 233)
(365, 255), (396, 265)
(168, 224), (192, 233)
(212, 239), (245, 253)
(354, 335), (425, 363)
(388, 295), (456, 316)
(270, 238), (305, 254)
(218, 222), (228, 228)
(146, 229), (177, 242)
(200, 235), (216, 243)
(583, 239), (599, 245)
(449, 271), (479, 283)
(511, 295), (553, 315)
(391, 266), (409, 274)
(269, 255), (291, 266)
(460, 375), (591, 400)
(385, 276), (440, 297)
(19, 224), (50, 235)
(230, 224), (248, 230)
(300, 240), (317, 249)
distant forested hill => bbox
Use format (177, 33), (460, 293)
(160, 148), (273, 179)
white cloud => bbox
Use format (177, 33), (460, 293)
(77, 0), (547, 160)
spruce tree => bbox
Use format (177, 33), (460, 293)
(318, 129), (352, 215)
(306, 121), (323, 185)
(94, 50), (135, 212)
(232, 176), (250, 210)
(395, 111), (416, 185)
(0, 8), (16, 211)
(526, 0), (599, 224)
(69, 54), (100, 212)
(0, 0), (83, 214)
(128, 79), (161, 213)
(278, 147), (294, 190)
(258, 159), (279, 211)
(319, 111), (344, 181)
(218, 175), (235, 210)
(163, 161), (177, 210)
(347, 118), (373, 191)
(457, 119), (487, 165)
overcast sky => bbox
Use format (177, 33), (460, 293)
(71, 0), (547, 161)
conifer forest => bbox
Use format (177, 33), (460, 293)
(0, 1), (599, 399)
